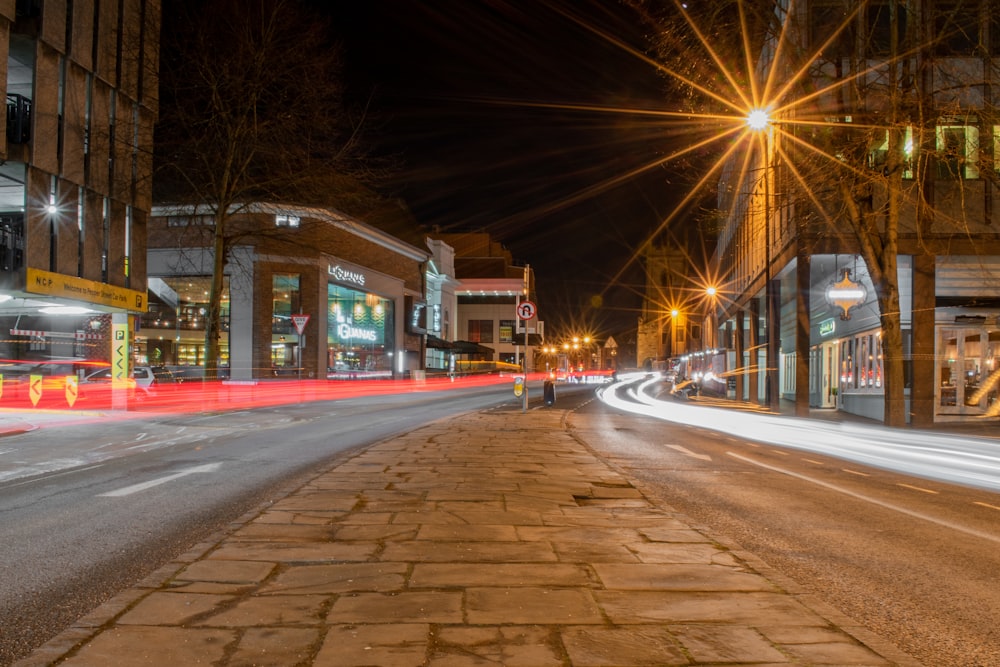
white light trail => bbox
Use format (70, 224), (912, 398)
(597, 377), (1000, 493)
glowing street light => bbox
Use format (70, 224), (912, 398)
(746, 108), (770, 131)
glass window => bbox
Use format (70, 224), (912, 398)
(934, 1), (979, 56)
(137, 276), (230, 371)
(937, 123), (980, 179)
(327, 284), (393, 376)
(468, 320), (493, 343)
(870, 126), (915, 178)
(867, 1), (908, 57)
(272, 274), (301, 335)
(812, 1), (853, 58)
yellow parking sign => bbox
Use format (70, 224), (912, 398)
(513, 376), (524, 398)
(65, 376), (78, 407)
(29, 374), (42, 406)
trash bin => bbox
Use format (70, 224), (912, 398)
(543, 379), (556, 406)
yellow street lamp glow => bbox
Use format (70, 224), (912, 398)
(670, 308), (679, 317)
(746, 109), (770, 131)
(706, 286), (717, 297)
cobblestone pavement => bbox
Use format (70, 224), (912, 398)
(13, 407), (921, 666)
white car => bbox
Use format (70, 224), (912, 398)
(82, 365), (177, 393)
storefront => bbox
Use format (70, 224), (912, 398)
(147, 204), (429, 382)
(325, 266), (396, 379)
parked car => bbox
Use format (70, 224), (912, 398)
(82, 365), (177, 396)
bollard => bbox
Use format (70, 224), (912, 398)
(543, 379), (556, 406)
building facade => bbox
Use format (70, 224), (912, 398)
(636, 243), (705, 370)
(428, 232), (540, 373)
(0, 0), (158, 408)
(146, 204), (428, 382)
(711, 0), (1000, 425)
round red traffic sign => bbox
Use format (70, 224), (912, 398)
(516, 301), (536, 320)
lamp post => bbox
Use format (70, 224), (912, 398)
(748, 108), (781, 412)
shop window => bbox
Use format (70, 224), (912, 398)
(936, 123), (980, 179)
(272, 274), (300, 335)
(468, 320), (493, 343)
(137, 275), (230, 369)
(327, 284), (393, 375)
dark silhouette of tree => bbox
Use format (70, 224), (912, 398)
(155, 0), (381, 378)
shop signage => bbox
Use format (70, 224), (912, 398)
(328, 264), (366, 287)
(825, 270), (866, 320)
(27, 267), (146, 311)
(337, 322), (377, 341)
(819, 318), (836, 337)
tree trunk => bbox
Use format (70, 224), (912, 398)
(879, 288), (906, 427)
(204, 216), (228, 381)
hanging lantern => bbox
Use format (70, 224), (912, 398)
(825, 269), (867, 320)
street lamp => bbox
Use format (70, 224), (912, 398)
(747, 108), (780, 411)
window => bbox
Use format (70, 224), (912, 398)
(272, 274), (301, 335)
(499, 319), (515, 343)
(468, 320), (493, 343)
(866, 1), (908, 57)
(934, 1), (979, 56)
(812, 1), (853, 58)
(869, 126), (915, 178)
(993, 126), (1000, 174)
(167, 214), (213, 227)
(936, 123), (980, 179)
(275, 214), (300, 228)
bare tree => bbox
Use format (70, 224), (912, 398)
(629, 0), (1000, 427)
(155, 0), (376, 378)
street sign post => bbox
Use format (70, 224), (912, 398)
(291, 314), (310, 380)
(516, 299), (536, 413)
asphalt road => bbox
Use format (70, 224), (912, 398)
(4, 377), (997, 666)
(575, 378), (1000, 667)
(0, 381), (585, 665)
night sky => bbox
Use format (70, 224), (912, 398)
(327, 1), (704, 339)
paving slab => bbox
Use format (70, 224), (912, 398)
(15, 408), (923, 666)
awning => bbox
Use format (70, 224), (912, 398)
(425, 335), (456, 350)
(451, 340), (494, 356)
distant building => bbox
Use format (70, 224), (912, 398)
(428, 232), (540, 373)
(636, 244), (703, 370)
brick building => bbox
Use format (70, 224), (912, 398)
(0, 0), (159, 407)
(145, 203), (428, 381)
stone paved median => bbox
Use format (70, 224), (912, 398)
(17, 408), (921, 666)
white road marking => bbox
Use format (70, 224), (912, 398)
(728, 451), (1000, 545)
(98, 462), (223, 497)
(842, 468), (871, 477)
(667, 444), (712, 461)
